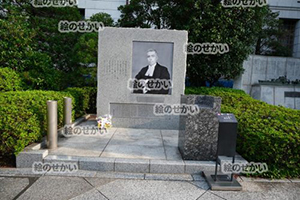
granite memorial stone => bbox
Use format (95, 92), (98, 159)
(178, 95), (222, 161)
(97, 27), (188, 129)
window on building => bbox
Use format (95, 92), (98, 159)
(279, 19), (297, 51)
(79, 8), (85, 19)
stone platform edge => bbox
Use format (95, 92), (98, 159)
(42, 155), (221, 174)
(15, 114), (91, 168)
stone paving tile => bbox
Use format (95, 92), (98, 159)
(289, 179), (300, 183)
(48, 143), (106, 157)
(16, 150), (48, 168)
(70, 188), (108, 200)
(210, 190), (269, 200)
(165, 147), (182, 160)
(161, 130), (179, 138)
(184, 161), (216, 174)
(17, 176), (93, 200)
(240, 176), (291, 182)
(59, 136), (111, 146)
(150, 160), (185, 174)
(101, 145), (166, 159)
(57, 139), (109, 150)
(268, 182), (300, 193)
(145, 173), (193, 181)
(45, 170), (97, 178)
(210, 181), (300, 200)
(239, 181), (274, 192)
(192, 174), (206, 181)
(109, 136), (163, 146)
(43, 155), (82, 162)
(0, 168), (45, 177)
(95, 172), (145, 180)
(115, 158), (150, 173)
(115, 128), (161, 139)
(79, 157), (115, 171)
(84, 177), (117, 187)
(190, 181), (210, 190)
(162, 137), (178, 147)
(197, 191), (225, 200)
(0, 177), (29, 199)
(97, 179), (206, 200)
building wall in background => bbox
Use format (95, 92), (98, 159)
(78, 0), (127, 21)
(268, 0), (300, 57)
(233, 55), (300, 109)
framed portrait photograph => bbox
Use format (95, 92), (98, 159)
(131, 41), (174, 95)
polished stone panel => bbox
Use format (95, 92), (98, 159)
(178, 95), (221, 161)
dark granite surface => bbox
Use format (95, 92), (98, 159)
(178, 95), (221, 161)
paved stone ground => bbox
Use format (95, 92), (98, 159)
(0, 168), (299, 200)
(49, 120), (182, 160)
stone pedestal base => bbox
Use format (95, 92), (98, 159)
(178, 95), (221, 161)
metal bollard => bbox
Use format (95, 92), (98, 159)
(47, 100), (57, 149)
(63, 97), (72, 125)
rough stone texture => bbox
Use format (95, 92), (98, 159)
(0, 168), (46, 177)
(184, 161), (217, 174)
(115, 158), (150, 173)
(95, 172), (145, 180)
(192, 174), (206, 181)
(79, 157), (115, 171)
(233, 55), (300, 110)
(145, 173), (193, 181)
(45, 170), (97, 178)
(101, 144), (166, 160)
(178, 95), (221, 161)
(43, 155), (80, 164)
(17, 176), (93, 200)
(70, 189), (108, 200)
(0, 177), (29, 199)
(97, 179), (206, 200)
(150, 160), (185, 174)
(197, 191), (224, 199)
(112, 115), (181, 130)
(97, 27), (188, 129)
(16, 149), (48, 168)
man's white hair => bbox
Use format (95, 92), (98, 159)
(147, 49), (158, 56)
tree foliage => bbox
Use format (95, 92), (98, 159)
(255, 9), (292, 57)
(0, 0), (85, 90)
(71, 12), (115, 87)
(90, 12), (115, 26)
(118, 0), (275, 86)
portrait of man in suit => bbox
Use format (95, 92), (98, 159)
(133, 48), (171, 94)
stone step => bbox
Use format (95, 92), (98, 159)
(42, 155), (220, 174)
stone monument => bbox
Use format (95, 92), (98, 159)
(97, 27), (188, 129)
(178, 95), (222, 160)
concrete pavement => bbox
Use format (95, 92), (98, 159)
(0, 168), (299, 200)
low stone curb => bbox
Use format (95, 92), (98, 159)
(41, 155), (220, 174)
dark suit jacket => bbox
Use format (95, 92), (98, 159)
(133, 63), (171, 94)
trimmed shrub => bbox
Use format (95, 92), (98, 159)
(185, 87), (300, 178)
(65, 87), (97, 118)
(0, 91), (75, 156)
(0, 68), (23, 92)
(0, 87), (97, 157)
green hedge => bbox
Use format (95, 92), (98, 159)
(0, 91), (74, 156)
(185, 87), (300, 178)
(0, 68), (24, 92)
(65, 87), (97, 118)
(0, 87), (97, 157)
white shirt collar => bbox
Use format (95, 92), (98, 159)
(145, 63), (157, 76)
